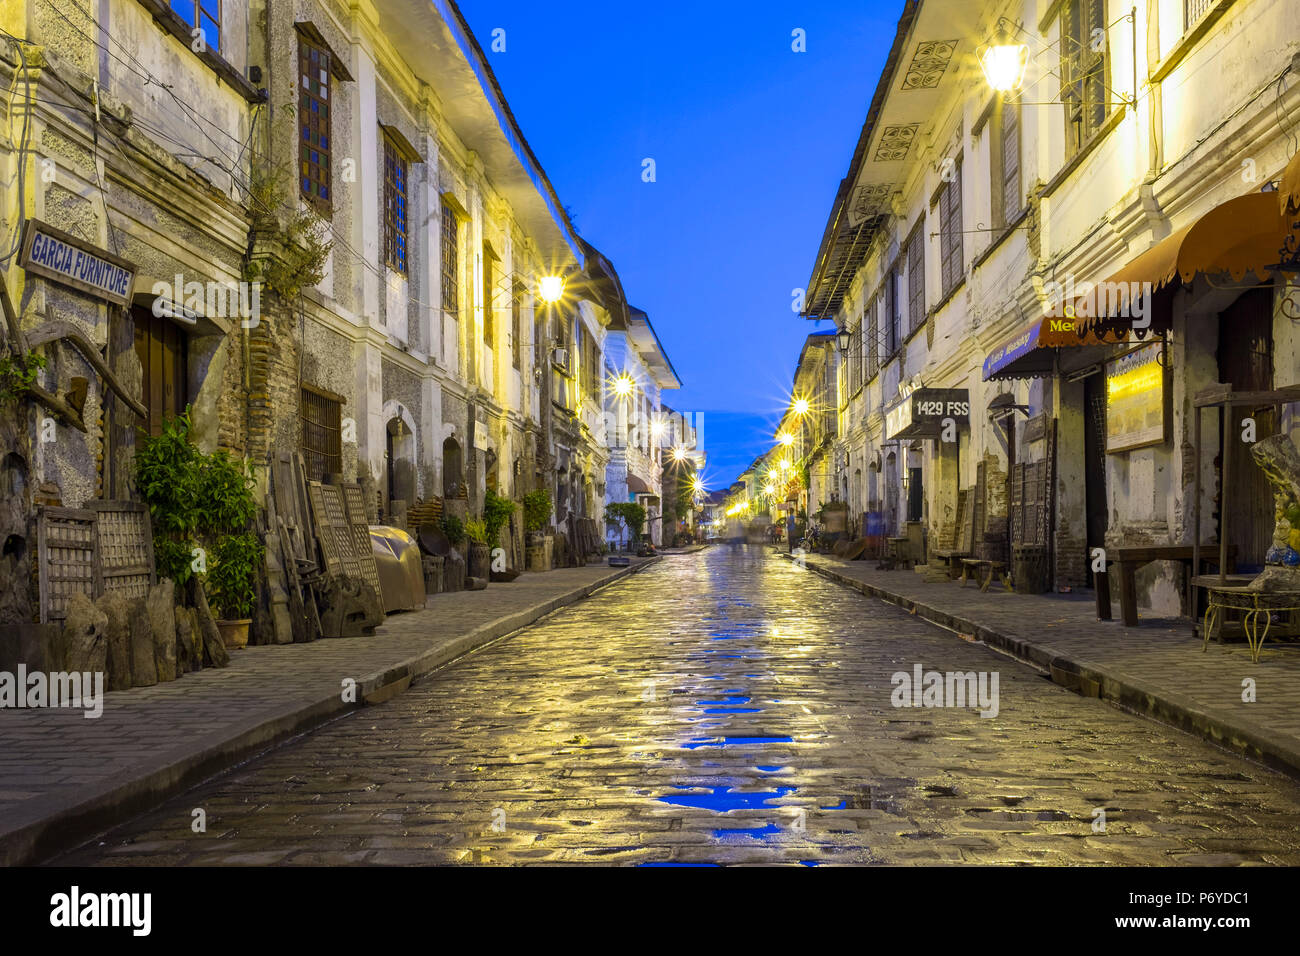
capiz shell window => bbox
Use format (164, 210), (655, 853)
(299, 36), (332, 209)
(383, 137), (408, 275)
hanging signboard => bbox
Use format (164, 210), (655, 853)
(1105, 342), (1165, 453)
(885, 388), (971, 440)
(18, 219), (136, 306)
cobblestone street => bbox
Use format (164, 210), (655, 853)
(60, 547), (1300, 866)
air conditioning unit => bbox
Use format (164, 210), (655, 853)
(552, 348), (568, 366)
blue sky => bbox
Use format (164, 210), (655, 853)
(457, 0), (898, 488)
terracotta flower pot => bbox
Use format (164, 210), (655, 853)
(216, 618), (251, 650)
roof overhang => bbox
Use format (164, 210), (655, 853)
(804, 0), (982, 323)
(386, 0), (583, 266)
(625, 307), (681, 389)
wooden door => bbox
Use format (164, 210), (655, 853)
(1216, 287), (1274, 570)
(132, 306), (188, 436)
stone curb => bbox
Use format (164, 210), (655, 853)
(4, 558), (658, 867)
(781, 551), (1300, 779)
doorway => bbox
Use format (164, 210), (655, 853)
(1083, 370), (1108, 586)
(1216, 286), (1274, 570)
(132, 306), (188, 436)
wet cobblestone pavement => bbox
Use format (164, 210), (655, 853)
(59, 547), (1300, 865)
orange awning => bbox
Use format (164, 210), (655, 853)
(983, 315), (1126, 381)
(1281, 149), (1300, 216)
(1077, 191), (1298, 335)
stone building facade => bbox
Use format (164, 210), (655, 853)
(0, 0), (624, 611)
(802, 0), (1300, 613)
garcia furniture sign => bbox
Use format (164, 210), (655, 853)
(19, 219), (136, 306)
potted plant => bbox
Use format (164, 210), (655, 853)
(136, 410), (262, 648)
(482, 489), (518, 580)
(464, 516), (491, 579)
(205, 532), (265, 649)
(522, 489), (554, 571)
(522, 489), (552, 543)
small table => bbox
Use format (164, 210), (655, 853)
(1097, 545), (1237, 626)
(1203, 587), (1300, 663)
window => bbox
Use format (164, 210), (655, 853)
(440, 203), (458, 314)
(867, 294), (879, 378)
(884, 269), (902, 356)
(992, 102), (1022, 226)
(170, 1), (220, 53)
(938, 160), (964, 295)
(534, 305), (546, 367)
(482, 245), (494, 344)
(383, 137), (408, 275)
(849, 322), (862, 394)
(1060, 0), (1108, 157)
(1185, 0), (1214, 29)
(133, 307), (188, 437)
(300, 385), (343, 481)
(907, 220), (926, 333)
(512, 281), (524, 369)
(299, 36), (332, 209)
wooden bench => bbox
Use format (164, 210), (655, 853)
(961, 558), (1011, 592)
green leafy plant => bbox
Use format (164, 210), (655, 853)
(482, 488), (517, 545)
(135, 411), (203, 585)
(136, 408), (259, 595)
(464, 517), (489, 544)
(439, 513), (465, 546)
(205, 532), (265, 619)
(196, 450), (256, 535)
(0, 350), (46, 404)
(522, 489), (553, 533)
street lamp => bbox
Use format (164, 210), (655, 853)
(979, 22), (1029, 92)
(538, 274), (566, 303)
(778, 432), (795, 447)
(672, 446), (687, 463)
(836, 328), (852, 352)
(613, 373), (634, 397)
(792, 398), (810, 416)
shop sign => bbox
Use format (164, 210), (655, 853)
(19, 219), (135, 306)
(1105, 343), (1165, 453)
(885, 388), (971, 440)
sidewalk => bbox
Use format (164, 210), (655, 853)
(0, 557), (657, 866)
(783, 550), (1300, 778)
